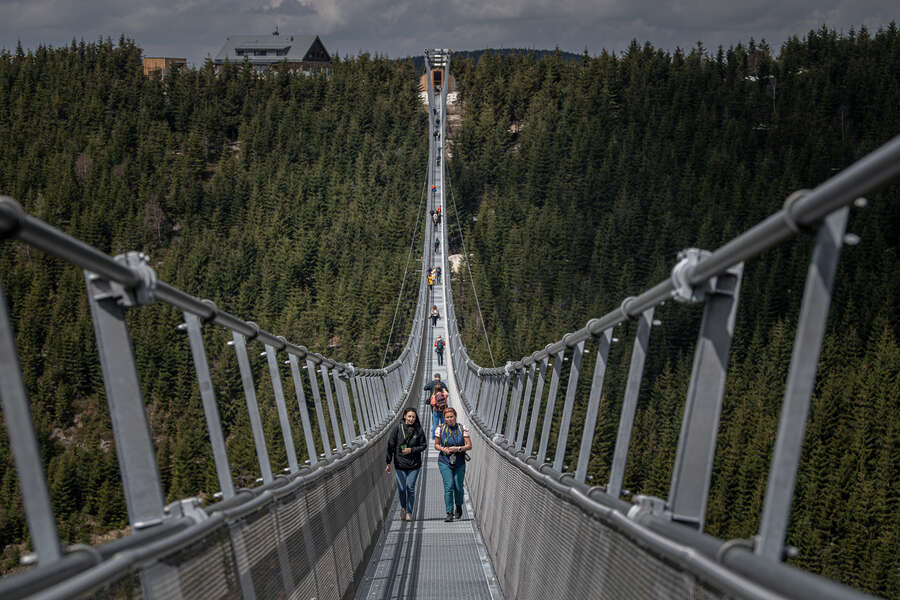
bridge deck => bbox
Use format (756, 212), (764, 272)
(354, 444), (496, 599)
(355, 142), (499, 597)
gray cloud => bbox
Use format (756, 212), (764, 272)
(0, 0), (896, 65)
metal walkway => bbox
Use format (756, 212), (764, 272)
(355, 266), (500, 600)
(355, 57), (500, 596)
(354, 442), (498, 600)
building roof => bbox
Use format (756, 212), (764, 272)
(214, 34), (329, 65)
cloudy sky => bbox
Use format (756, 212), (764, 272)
(1, 0), (897, 65)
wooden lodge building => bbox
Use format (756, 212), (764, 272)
(213, 30), (331, 74)
(143, 57), (186, 78)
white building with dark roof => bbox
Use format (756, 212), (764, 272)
(213, 30), (331, 73)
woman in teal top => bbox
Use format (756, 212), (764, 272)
(433, 407), (472, 522)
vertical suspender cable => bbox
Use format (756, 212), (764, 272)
(381, 168), (428, 367)
(444, 167), (496, 367)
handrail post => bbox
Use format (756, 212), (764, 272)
(515, 363), (536, 451)
(525, 357), (548, 456)
(472, 371), (483, 413)
(306, 359), (332, 459)
(232, 331), (273, 484)
(350, 371), (371, 434)
(380, 376), (391, 414)
(333, 370), (355, 441)
(505, 367), (525, 442)
(575, 328), (612, 483)
(537, 350), (565, 464)
(266, 344), (299, 474)
(607, 308), (654, 498)
(184, 312), (235, 498)
(757, 207), (849, 560)
(84, 263), (166, 530)
(320, 363), (343, 450)
(553, 340), (585, 472)
(668, 262), (743, 528)
(495, 370), (511, 434)
(288, 354), (318, 465)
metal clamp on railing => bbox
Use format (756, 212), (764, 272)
(87, 251), (157, 307)
(670, 248), (711, 303)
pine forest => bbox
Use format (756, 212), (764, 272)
(0, 26), (899, 598)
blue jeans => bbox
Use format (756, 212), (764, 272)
(431, 409), (444, 436)
(394, 468), (420, 513)
(438, 461), (466, 514)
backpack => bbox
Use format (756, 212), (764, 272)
(435, 339), (445, 352)
(431, 391), (447, 412)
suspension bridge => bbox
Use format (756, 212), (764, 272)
(1, 48), (899, 600)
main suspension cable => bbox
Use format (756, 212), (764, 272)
(381, 167), (428, 368)
(445, 167), (496, 367)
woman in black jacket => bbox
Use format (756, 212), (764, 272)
(385, 407), (427, 521)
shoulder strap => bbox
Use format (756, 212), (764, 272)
(402, 424), (415, 446)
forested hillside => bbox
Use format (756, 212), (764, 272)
(0, 39), (426, 570)
(447, 27), (899, 597)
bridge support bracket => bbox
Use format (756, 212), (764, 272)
(627, 494), (670, 521)
(670, 248), (712, 303)
(88, 251), (158, 307)
(164, 497), (209, 524)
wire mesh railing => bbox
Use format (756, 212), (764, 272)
(0, 188), (432, 598)
(442, 110), (900, 598)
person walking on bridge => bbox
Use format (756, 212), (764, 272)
(434, 335), (445, 365)
(424, 373), (442, 394)
(385, 407), (427, 521)
(430, 384), (448, 432)
(435, 407), (472, 522)
(431, 305), (440, 327)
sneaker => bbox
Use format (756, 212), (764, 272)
(406, 513), (413, 522)
(400, 509), (406, 520)
(455, 505), (463, 519)
(444, 512), (454, 522)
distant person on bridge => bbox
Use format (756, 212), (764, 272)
(385, 407), (427, 521)
(435, 265), (442, 284)
(430, 384), (448, 431)
(434, 335), (445, 365)
(434, 237), (440, 254)
(435, 407), (472, 522)
(428, 271), (435, 291)
(431, 305), (440, 326)
(423, 373), (442, 394)
(432, 211), (439, 227)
